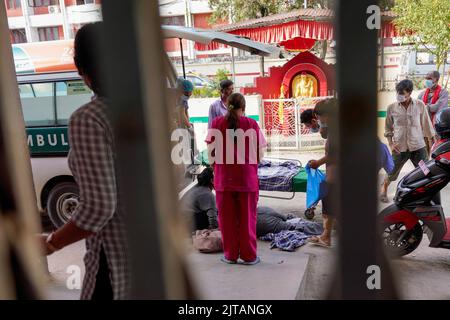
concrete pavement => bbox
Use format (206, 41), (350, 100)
(44, 150), (450, 300)
(187, 242), (309, 300)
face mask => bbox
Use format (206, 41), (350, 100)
(310, 126), (320, 133)
(181, 94), (190, 102)
(425, 79), (434, 89)
(318, 120), (328, 129)
(396, 94), (407, 103)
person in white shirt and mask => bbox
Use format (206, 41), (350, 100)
(381, 79), (436, 203)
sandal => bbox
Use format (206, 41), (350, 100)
(220, 256), (237, 264)
(239, 257), (261, 265)
(309, 236), (331, 247)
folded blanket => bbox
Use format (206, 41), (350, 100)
(260, 230), (310, 252)
(258, 160), (301, 192)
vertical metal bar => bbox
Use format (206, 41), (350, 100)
(294, 99), (300, 150)
(179, 38), (186, 79)
(0, 0), (45, 299)
(53, 82), (58, 126)
(329, 0), (398, 299)
(260, 56), (265, 77)
(231, 47), (236, 84)
(59, 0), (72, 40)
(259, 98), (266, 132)
(20, 0), (38, 42)
(380, 37), (385, 90)
(100, 0), (193, 299)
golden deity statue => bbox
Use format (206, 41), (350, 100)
(292, 72), (318, 98)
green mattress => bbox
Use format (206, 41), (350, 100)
(196, 150), (308, 193)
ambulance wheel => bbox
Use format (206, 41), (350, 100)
(304, 208), (315, 220)
(47, 182), (79, 228)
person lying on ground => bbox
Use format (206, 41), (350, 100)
(257, 206), (323, 238)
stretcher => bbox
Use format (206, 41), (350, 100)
(194, 150), (317, 218)
(195, 149), (309, 199)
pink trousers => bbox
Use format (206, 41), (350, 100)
(216, 191), (258, 262)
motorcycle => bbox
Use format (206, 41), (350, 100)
(379, 136), (450, 257)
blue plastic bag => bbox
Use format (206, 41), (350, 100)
(305, 164), (327, 209)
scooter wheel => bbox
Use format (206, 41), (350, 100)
(304, 208), (315, 220)
(381, 222), (423, 257)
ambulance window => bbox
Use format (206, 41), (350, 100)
(55, 80), (92, 125)
(32, 82), (53, 97)
(18, 84), (34, 98)
(20, 82), (55, 127)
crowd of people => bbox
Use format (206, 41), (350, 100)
(37, 21), (449, 299)
(182, 70), (448, 257)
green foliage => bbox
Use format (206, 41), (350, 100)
(192, 69), (229, 98)
(214, 68), (230, 83)
(207, 0), (334, 24)
(192, 86), (220, 98)
(208, 0), (395, 25)
(379, 0), (396, 10)
(393, 0), (450, 79)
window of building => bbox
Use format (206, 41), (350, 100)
(416, 51), (450, 66)
(10, 29), (27, 44)
(76, 0), (95, 4)
(38, 27), (60, 42)
(28, 0), (59, 6)
(162, 15), (186, 26)
(416, 51), (435, 65)
(6, 0), (21, 9)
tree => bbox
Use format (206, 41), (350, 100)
(208, 0), (334, 24)
(208, 0), (284, 23)
(208, 0), (395, 24)
(393, 0), (450, 83)
(379, 0), (396, 10)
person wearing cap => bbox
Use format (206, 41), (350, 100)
(177, 78), (195, 129)
(176, 78), (198, 168)
(418, 71), (449, 125)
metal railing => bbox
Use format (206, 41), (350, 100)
(261, 96), (333, 151)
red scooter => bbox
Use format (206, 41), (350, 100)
(379, 109), (450, 257)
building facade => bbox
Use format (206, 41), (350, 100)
(6, 0), (102, 43)
(6, 0), (219, 59)
(159, 0), (224, 60)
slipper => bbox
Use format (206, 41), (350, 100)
(220, 256), (237, 264)
(239, 257), (261, 265)
(380, 194), (389, 203)
(309, 236), (331, 248)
